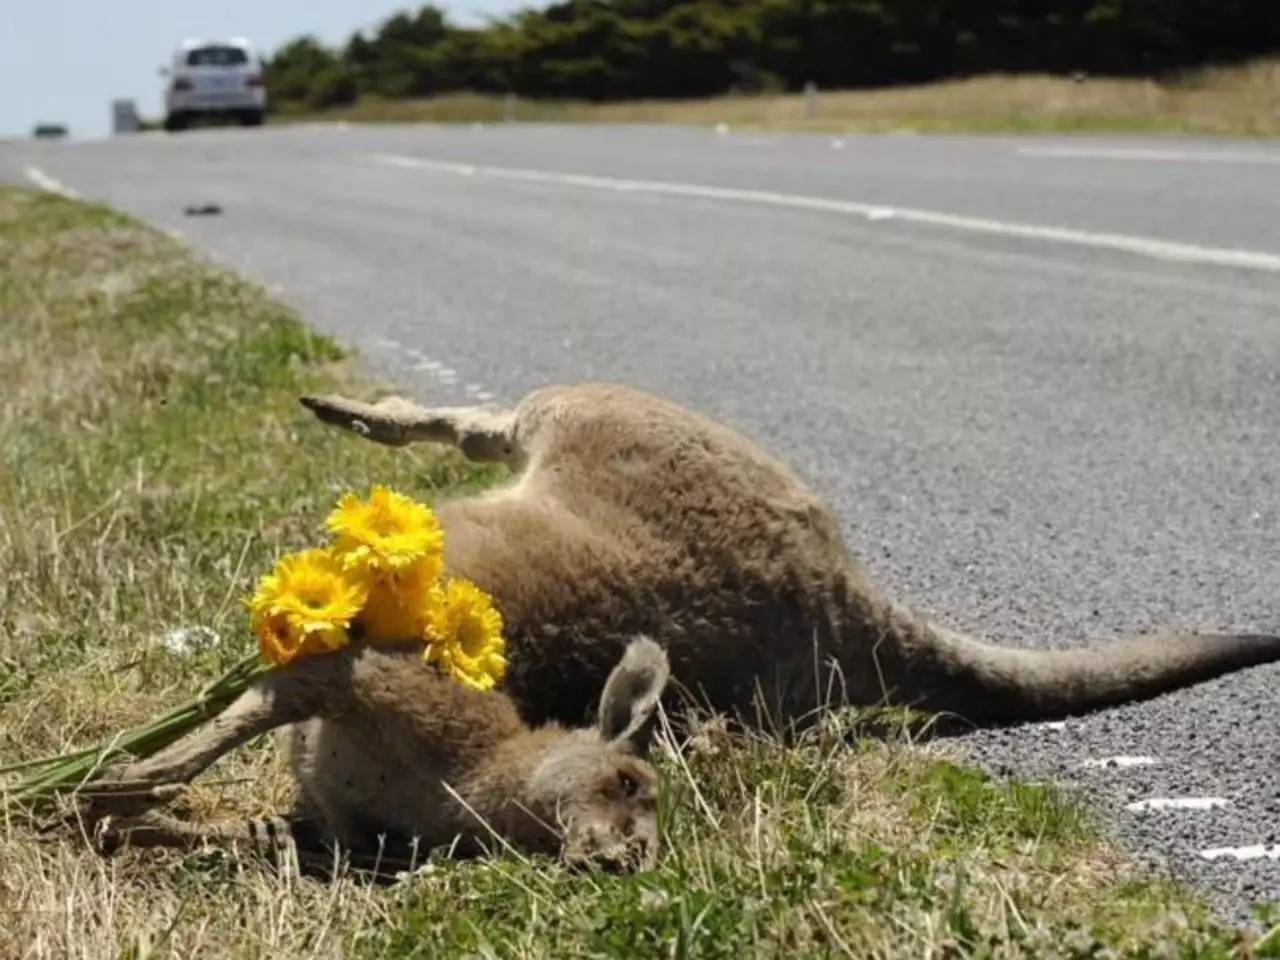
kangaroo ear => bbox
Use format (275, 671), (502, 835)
(596, 636), (670, 755)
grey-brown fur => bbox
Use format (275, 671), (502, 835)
(300, 382), (1280, 728)
(93, 637), (669, 872)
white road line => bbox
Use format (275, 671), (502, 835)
(1078, 755), (1159, 770)
(24, 166), (80, 199)
(475, 390), (496, 402)
(371, 153), (1280, 273)
(1200, 844), (1280, 862)
(1125, 797), (1229, 812)
(1018, 145), (1280, 165)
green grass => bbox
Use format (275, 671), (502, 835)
(274, 58), (1280, 138)
(1, 187), (1277, 957)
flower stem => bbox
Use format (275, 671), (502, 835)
(3, 653), (268, 805)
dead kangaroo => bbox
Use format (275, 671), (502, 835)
(93, 637), (669, 874)
(92, 381), (1276, 871)
(299, 381), (1279, 728)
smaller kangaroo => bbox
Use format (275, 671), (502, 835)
(89, 636), (670, 875)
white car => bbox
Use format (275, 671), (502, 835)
(163, 38), (266, 131)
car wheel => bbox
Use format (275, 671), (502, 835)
(163, 112), (188, 132)
(238, 110), (264, 127)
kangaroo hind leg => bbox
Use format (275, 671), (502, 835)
(300, 393), (522, 466)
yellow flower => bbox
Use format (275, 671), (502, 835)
(423, 578), (507, 691)
(327, 486), (444, 577)
(248, 548), (368, 666)
(255, 610), (348, 666)
(356, 559), (439, 644)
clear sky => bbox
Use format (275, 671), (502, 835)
(0, 0), (528, 140)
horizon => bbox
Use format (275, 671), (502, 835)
(0, 0), (528, 140)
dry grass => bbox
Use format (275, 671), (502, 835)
(285, 58), (1280, 137)
(1, 187), (1277, 957)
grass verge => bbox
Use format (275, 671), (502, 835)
(1, 187), (1276, 957)
(276, 58), (1280, 138)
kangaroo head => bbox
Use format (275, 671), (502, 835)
(521, 636), (670, 872)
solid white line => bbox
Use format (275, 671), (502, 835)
(1200, 844), (1280, 862)
(371, 153), (1280, 273)
(1018, 145), (1280, 165)
(1125, 797), (1229, 812)
(24, 166), (80, 199)
(1078, 755), (1159, 770)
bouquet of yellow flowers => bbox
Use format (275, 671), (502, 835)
(4, 487), (506, 803)
(251, 486), (506, 689)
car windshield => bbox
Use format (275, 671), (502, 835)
(186, 46), (249, 67)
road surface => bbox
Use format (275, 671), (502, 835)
(4, 123), (1278, 915)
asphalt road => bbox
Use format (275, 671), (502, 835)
(4, 123), (1278, 915)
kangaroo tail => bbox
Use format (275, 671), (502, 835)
(857, 600), (1280, 722)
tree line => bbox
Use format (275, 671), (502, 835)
(266, 0), (1280, 110)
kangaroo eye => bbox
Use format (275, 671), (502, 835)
(618, 771), (639, 796)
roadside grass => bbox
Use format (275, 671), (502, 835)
(0, 186), (1275, 957)
(279, 57), (1280, 138)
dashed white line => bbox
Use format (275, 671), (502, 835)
(413, 359), (442, 371)
(1200, 844), (1280, 862)
(24, 166), (80, 199)
(1027, 720), (1068, 732)
(1079, 755), (1159, 770)
(475, 390), (496, 402)
(1125, 797), (1229, 812)
(371, 153), (1280, 273)
(1018, 145), (1280, 165)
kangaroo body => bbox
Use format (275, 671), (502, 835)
(90, 382), (1275, 867)
(304, 382), (1280, 729)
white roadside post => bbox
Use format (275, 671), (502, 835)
(804, 81), (819, 120)
(112, 99), (140, 135)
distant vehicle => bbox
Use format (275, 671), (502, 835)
(32, 123), (68, 139)
(162, 38), (266, 132)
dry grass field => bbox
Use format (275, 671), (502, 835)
(285, 58), (1280, 137)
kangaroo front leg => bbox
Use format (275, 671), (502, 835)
(99, 810), (282, 851)
(85, 670), (316, 817)
(300, 394), (522, 466)
(101, 810), (423, 880)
